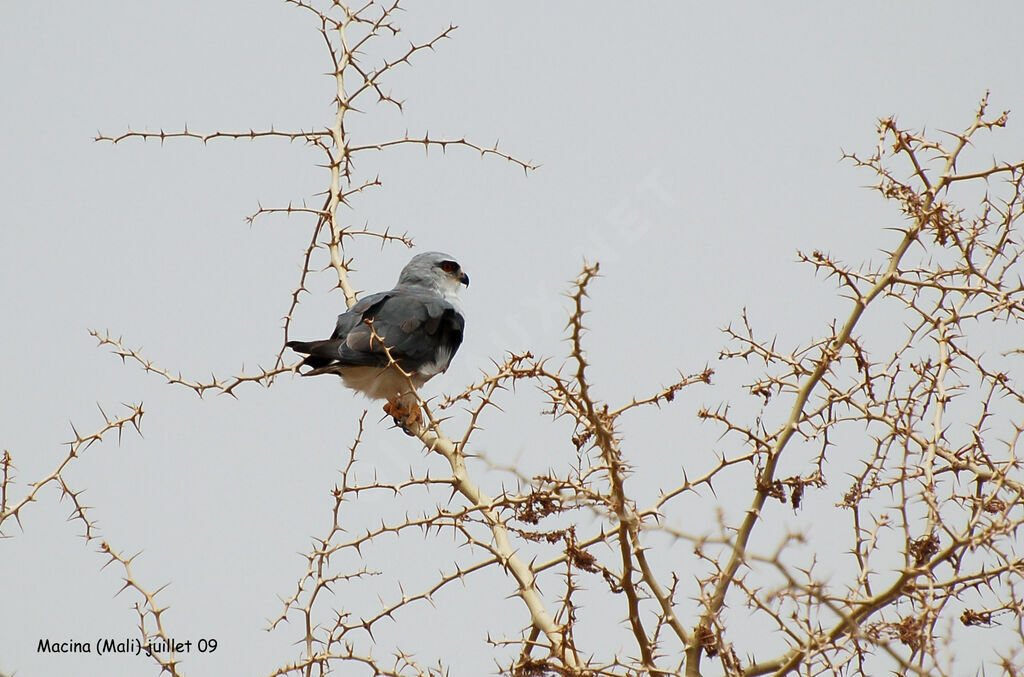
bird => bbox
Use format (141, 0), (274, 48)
(286, 252), (469, 433)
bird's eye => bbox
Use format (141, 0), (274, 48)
(440, 261), (458, 273)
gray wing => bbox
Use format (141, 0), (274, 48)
(330, 291), (392, 341)
(287, 288), (464, 374)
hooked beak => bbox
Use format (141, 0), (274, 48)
(459, 272), (470, 287)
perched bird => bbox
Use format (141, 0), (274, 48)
(286, 252), (469, 432)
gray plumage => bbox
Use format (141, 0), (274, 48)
(287, 252), (469, 404)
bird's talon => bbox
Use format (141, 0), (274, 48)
(384, 400), (421, 436)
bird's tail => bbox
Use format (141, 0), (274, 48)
(285, 340), (318, 355)
(286, 339), (342, 372)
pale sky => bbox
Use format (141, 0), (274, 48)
(3, 2), (1024, 676)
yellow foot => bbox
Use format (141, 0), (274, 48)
(383, 399), (421, 435)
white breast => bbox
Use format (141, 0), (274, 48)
(417, 345), (454, 378)
(340, 366), (426, 400)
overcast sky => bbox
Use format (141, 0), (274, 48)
(3, 2), (1024, 676)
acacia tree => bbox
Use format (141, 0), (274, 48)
(3, 2), (1023, 676)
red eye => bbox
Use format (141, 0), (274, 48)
(440, 261), (457, 273)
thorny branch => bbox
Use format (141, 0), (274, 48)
(1, 403), (144, 539)
(101, 542), (182, 676)
(676, 94), (1024, 676)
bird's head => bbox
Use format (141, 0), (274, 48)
(398, 252), (470, 295)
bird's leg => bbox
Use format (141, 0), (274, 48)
(383, 397), (421, 436)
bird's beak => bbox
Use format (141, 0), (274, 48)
(459, 272), (470, 287)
